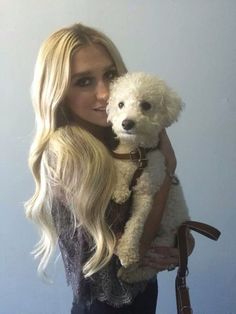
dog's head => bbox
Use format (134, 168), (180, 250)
(107, 72), (183, 145)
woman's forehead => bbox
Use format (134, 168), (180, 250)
(71, 44), (115, 75)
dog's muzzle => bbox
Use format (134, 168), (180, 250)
(122, 119), (135, 130)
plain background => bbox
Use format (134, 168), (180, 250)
(1, 1), (236, 313)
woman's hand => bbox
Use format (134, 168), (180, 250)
(141, 246), (179, 272)
(141, 233), (195, 272)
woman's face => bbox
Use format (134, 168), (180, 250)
(65, 44), (118, 127)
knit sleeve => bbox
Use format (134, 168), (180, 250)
(51, 198), (149, 307)
(51, 199), (92, 303)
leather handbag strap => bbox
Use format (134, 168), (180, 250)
(175, 221), (221, 314)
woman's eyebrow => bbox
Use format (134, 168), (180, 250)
(71, 64), (116, 80)
(71, 71), (91, 80)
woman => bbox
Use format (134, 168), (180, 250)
(25, 23), (194, 314)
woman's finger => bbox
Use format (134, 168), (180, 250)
(141, 255), (179, 270)
(146, 246), (179, 258)
(142, 245), (179, 271)
(142, 254), (178, 265)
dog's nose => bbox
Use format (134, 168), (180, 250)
(122, 119), (135, 130)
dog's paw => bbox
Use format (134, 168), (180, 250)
(118, 265), (156, 283)
(117, 264), (139, 283)
(117, 237), (140, 267)
(112, 189), (131, 204)
(117, 248), (139, 267)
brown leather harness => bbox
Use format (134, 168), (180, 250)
(111, 146), (158, 190)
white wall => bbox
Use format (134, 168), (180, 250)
(1, 1), (235, 313)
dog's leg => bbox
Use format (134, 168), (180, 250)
(118, 264), (157, 283)
(116, 192), (153, 267)
(112, 162), (132, 204)
(112, 177), (131, 204)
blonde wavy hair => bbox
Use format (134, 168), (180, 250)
(25, 23), (127, 278)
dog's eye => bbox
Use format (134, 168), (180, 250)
(118, 102), (124, 109)
(140, 101), (151, 111)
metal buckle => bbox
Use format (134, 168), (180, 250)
(181, 306), (193, 313)
(177, 275), (187, 287)
(129, 147), (148, 169)
(138, 159), (148, 169)
(129, 149), (139, 161)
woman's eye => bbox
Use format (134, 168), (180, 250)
(74, 77), (93, 87)
(105, 70), (118, 81)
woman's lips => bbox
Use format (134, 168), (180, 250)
(94, 107), (106, 111)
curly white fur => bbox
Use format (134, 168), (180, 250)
(107, 72), (190, 283)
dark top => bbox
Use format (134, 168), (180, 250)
(52, 197), (149, 308)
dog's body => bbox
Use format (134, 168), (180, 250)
(107, 72), (190, 283)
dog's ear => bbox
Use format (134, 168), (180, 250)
(161, 86), (183, 127)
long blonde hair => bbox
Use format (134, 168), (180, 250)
(25, 23), (127, 278)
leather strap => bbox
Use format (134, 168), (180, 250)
(175, 221), (221, 314)
(111, 146), (158, 161)
(111, 146), (158, 190)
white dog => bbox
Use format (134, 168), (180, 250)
(106, 72), (190, 283)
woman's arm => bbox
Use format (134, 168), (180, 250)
(139, 129), (195, 270)
(139, 175), (174, 257)
(139, 129), (177, 257)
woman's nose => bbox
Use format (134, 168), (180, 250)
(96, 80), (109, 103)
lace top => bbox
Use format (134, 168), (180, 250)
(52, 198), (149, 308)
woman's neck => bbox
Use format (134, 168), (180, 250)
(69, 115), (117, 149)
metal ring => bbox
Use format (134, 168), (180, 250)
(167, 264), (176, 271)
(166, 171), (180, 185)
